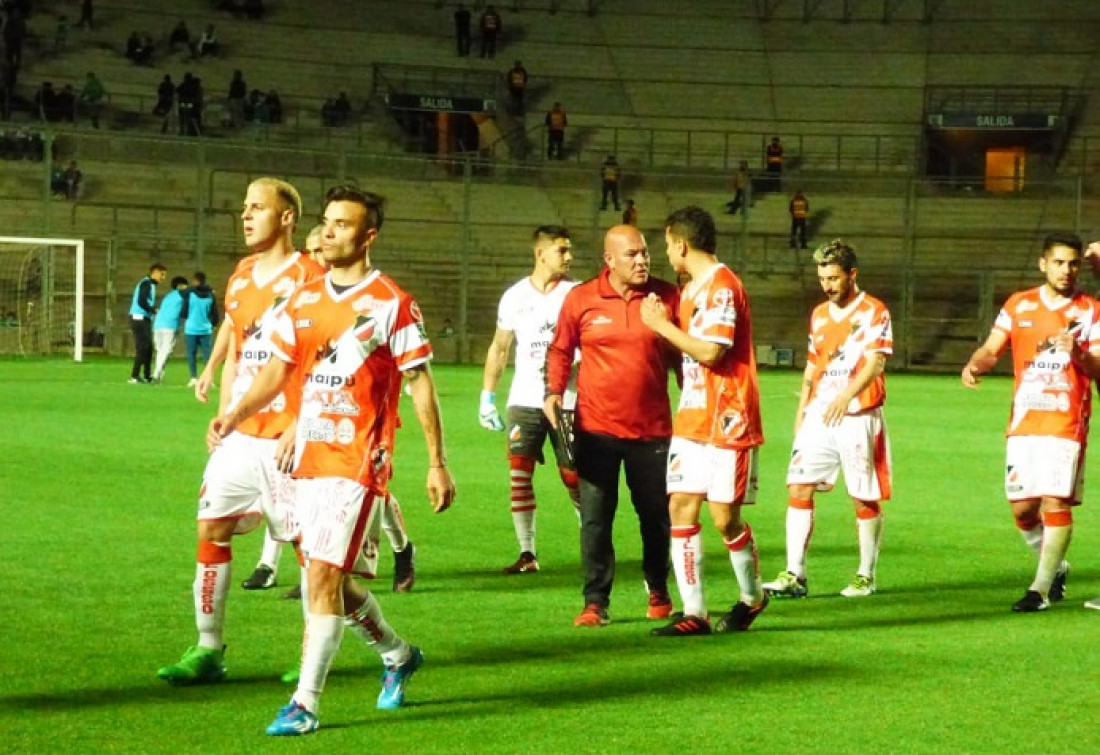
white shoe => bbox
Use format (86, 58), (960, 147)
(840, 574), (876, 597)
(187, 378), (198, 388)
(1084, 596), (1100, 611)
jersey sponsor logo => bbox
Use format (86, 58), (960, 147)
(298, 291), (322, 306)
(353, 295), (377, 313)
(308, 373), (356, 388)
(273, 276), (297, 297)
(241, 348), (271, 362)
(315, 389), (360, 415)
(591, 315), (613, 326)
(336, 418), (355, 445)
(1015, 300), (1039, 313)
(304, 417), (336, 442)
(229, 278), (249, 295)
(295, 318), (313, 328)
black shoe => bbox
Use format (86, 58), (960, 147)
(241, 565), (276, 590)
(282, 584), (301, 600)
(713, 594), (769, 633)
(1011, 589), (1050, 613)
(1050, 563), (1069, 603)
(393, 543), (416, 593)
(651, 614), (711, 637)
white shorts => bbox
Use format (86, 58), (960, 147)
(667, 437), (759, 504)
(199, 432), (297, 541)
(296, 478), (382, 577)
(787, 408), (892, 502)
(1005, 435), (1085, 503)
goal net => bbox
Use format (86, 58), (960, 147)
(0, 237), (85, 361)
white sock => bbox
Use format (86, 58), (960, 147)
(344, 590), (409, 668)
(785, 504), (814, 578)
(671, 525), (705, 618)
(726, 524), (763, 604)
(1017, 522), (1042, 555)
(259, 532), (283, 575)
(294, 614), (345, 714)
(298, 564), (310, 626)
(194, 560), (231, 650)
(1032, 524), (1072, 597)
(856, 513), (883, 578)
(511, 506), (536, 554)
(381, 494), (410, 553)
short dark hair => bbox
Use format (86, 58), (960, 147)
(533, 225), (570, 243)
(193, 271), (206, 285)
(170, 276), (189, 288)
(1042, 232), (1083, 256)
(324, 184), (386, 231)
(664, 206), (716, 255)
(813, 239), (858, 272)
(150, 263), (167, 274)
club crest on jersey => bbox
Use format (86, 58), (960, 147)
(719, 411), (743, 436)
(712, 288), (734, 308)
(410, 301), (423, 322)
(353, 314), (377, 343)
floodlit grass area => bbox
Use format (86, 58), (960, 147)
(2, 358), (1099, 753)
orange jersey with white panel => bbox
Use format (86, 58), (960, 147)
(224, 252), (325, 439)
(672, 263), (763, 450)
(270, 270), (432, 489)
(992, 286), (1100, 442)
(804, 291), (892, 417)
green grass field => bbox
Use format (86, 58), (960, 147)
(2, 358), (1099, 754)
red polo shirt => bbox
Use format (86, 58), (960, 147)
(545, 268), (679, 440)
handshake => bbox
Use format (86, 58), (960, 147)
(478, 389), (504, 431)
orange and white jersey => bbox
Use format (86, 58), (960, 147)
(673, 263), (763, 450)
(992, 286), (1100, 441)
(270, 270), (432, 488)
(224, 252), (325, 439)
(805, 291), (892, 416)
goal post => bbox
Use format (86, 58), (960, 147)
(0, 236), (85, 361)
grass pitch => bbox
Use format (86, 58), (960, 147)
(1, 359), (1098, 754)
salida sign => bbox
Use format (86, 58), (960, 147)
(386, 93), (496, 114)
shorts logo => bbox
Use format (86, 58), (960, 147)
(509, 425), (522, 442)
(1006, 465), (1018, 484)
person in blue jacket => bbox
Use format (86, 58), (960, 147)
(184, 271), (220, 387)
(152, 276), (190, 383)
(129, 263), (166, 383)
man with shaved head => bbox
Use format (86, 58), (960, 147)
(544, 225), (681, 628)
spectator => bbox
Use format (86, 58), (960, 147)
(320, 97), (337, 127)
(54, 14), (69, 53)
(56, 84), (76, 122)
(331, 91), (351, 125)
(139, 33), (156, 65)
(725, 160), (751, 215)
(62, 160), (83, 199)
(454, 3), (471, 56)
(599, 154), (621, 212)
(35, 81), (58, 121)
(76, 0), (94, 30)
(765, 135), (784, 192)
(79, 71), (106, 128)
(622, 199), (637, 226)
(193, 24), (218, 58)
(226, 69), (246, 127)
(506, 60), (527, 116)
(440, 318), (456, 338)
(545, 102), (566, 160)
(176, 72), (201, 135)
(125, 31), (142, 62)
(3, 9), (27, 71)
(247, 88), (268, 123)
(788, 188), (809, 250)
(169, 20), (191, 52)
(154, 74), (175, 132)
(50, 163), (68, 197)
(479, 4), (501, 58)
(264, 89), (282, 123)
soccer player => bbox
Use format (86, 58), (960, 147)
(640, 206), (767, 636)
(962, 232), (1100, 612)
(480, 226), (580, 574)
(156, 178), (323, 685)
(209, 185), (455, 736)
(763, 239), (893, 600)
(545, 224), (679, 627)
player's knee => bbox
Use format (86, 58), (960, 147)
(197, 518), (236, 543)
(1014, 512), (1041, 531)
(854, 500), (881, 519)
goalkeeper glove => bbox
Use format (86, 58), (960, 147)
(479, 390), (504, 431)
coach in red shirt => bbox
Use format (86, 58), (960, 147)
(544, 224), (680, 627)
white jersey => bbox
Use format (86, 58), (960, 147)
(497, 276), (578, 409)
